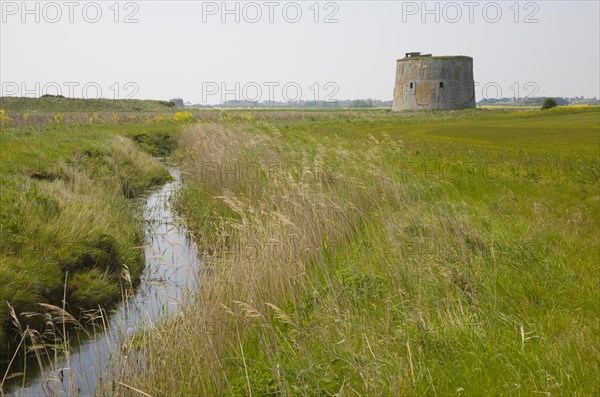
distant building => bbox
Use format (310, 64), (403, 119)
(393, 52), (475, 111)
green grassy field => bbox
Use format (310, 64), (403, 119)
(1, 103), (598, 395)
(94, 105), (599, 396)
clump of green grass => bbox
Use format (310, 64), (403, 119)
(103, 107), (599, 396)
(70, 269), (119, 309)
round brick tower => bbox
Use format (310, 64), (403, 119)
(393, 52), (475, 111)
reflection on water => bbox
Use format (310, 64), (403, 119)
(4, 167), (201, 396)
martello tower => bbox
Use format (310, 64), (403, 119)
(392, 52), (475, 111)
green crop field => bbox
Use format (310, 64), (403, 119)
(1, 103), (598, 396)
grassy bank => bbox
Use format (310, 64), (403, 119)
(0, 118), (186, 367)
(0, 96), (178, 113)
(105, 107), (599, 396)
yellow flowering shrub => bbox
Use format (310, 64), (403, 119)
(173, 111), (193, 122)
(87, 112), (100, 124)
(0, 109), (10, 126)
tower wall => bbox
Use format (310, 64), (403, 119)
(392, 55), (475, 111)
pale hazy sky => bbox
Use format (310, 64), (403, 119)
(1, 1), (599, 104)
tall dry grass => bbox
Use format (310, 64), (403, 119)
(102, 123), (393, 395)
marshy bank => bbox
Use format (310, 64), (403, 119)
(0, 122), (184, 391)
(3, 167), (201, 396)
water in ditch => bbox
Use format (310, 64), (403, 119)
(3, 167), (200, 396)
